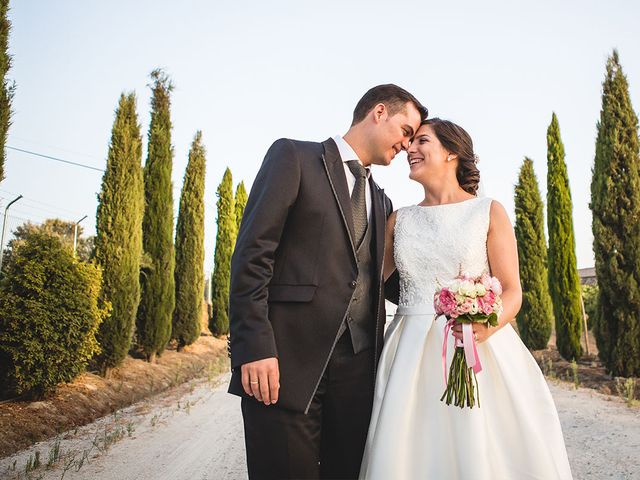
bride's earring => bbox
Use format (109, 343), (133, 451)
(446, 155), (452, 162)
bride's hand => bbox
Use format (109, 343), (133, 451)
(451, 323), (491, 343)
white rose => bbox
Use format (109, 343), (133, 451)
(470, 299), (479, 315)
(475, 283), (487, 297)
(459, 280), (476, 298)
(449, 279), (461, 293)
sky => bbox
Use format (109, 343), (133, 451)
(1, 0), (639, 273)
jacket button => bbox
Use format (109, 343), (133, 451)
(350, 280), (357, 288)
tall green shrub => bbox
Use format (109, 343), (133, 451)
(137, 69), (175, 362)
(590, 50), (640, 376)
(94, 93), (144, 373)
(0, 0), (15, 184)
(210, 168), (236, 336)
(547, 113), (583, 360)
(234, 181), (248, 231)
(173, 131), (206, 350)
(514, 157), (554, 349)
(0, 233), (108, 398)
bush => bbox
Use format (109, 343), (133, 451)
(582, 284), (598, 331)
(0, 232), (109, 398)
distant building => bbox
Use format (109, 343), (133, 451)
(578, 267), (597, 286)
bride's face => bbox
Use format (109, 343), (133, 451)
(407, 124), (452, 181)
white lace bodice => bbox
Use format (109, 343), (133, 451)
(394, 197), (493, 307)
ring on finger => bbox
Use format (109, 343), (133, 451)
(250, 381), (259, 385)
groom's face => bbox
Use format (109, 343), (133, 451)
(370, 102), (422, 167)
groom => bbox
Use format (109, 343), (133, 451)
(228, 84), (426, 479)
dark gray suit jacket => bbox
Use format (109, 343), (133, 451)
(228, 137), (394, 413)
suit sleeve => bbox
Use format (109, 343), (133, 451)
(229, 138), (301, 369)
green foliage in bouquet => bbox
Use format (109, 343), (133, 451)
(455, 313), (499, 327)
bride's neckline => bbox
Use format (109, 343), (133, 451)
(416, 197), (481, 208)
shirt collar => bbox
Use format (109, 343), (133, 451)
(333, 135), (370, 175)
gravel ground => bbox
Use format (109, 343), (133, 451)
(1, 374), (638, 480)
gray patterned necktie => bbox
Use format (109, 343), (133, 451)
(346, 160), (369, 247)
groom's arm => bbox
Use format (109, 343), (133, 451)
(229, 139), (301, 397)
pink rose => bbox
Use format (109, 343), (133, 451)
(477, 296), (494, 315)
(459, 298), (473, 314)
(436, 288), (457, 315)
(460, 272), (473, 282)
(484, 290), (495, 305)
(481, 273), (492, 290)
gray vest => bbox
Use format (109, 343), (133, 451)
(337, 219), (375, 354)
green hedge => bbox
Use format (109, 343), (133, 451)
(0, 232), (109, 398)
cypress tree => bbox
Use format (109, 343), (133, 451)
(514, 157), (554, 349)
(137, 69), (175, 362)
(0, 0), (15, 183)
(173, 131), (206, 350)
(590, 50), (640, 376)
(210, 168), (236, 336)
(234, 181), (248, 231)
(93, 93), (144, 374)
(547, 113), (583, 360)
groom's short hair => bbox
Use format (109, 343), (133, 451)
(351, 84), (428, 126)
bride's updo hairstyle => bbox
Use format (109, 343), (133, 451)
(424, 118), (480, 196)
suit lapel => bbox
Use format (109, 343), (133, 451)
(321, 138), (357, 260)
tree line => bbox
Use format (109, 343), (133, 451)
(0, 8), (246, 397)
(514, 50), (639, 378)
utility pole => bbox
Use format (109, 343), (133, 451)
(0, 194), (23, 271)
(73, 215), (88, 258)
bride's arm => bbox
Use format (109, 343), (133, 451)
(383, 210), (398, 282)
(453, 200), (522, 343)
(485, 200), (522, 334)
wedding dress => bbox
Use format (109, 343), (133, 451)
(360, 197), (572, 480)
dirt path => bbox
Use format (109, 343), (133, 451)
(1, 374), (639, 480)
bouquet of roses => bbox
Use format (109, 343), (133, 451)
(434, 272), (503, 408)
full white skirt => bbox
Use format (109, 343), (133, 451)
(360, 306), (573, 480)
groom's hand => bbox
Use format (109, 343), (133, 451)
(241, 357), (280, 406)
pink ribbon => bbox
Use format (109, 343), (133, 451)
(442, 319), (483, 387)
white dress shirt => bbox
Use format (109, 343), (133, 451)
(333, 135), (372, 222)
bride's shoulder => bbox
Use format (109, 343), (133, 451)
(387, 206), (415, 234)
(484, 198), (512, 229)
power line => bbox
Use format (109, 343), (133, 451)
(0, 189), (87, 217)
(9, 135), (105, 162)
(5, 146), (219, 211)
(7, 146), (105, 172)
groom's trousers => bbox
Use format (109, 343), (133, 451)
(241, 329), (375, 480)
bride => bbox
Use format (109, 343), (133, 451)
(360, 118), (573, 479)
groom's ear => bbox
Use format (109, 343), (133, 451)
(371, 103), (387, 123)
